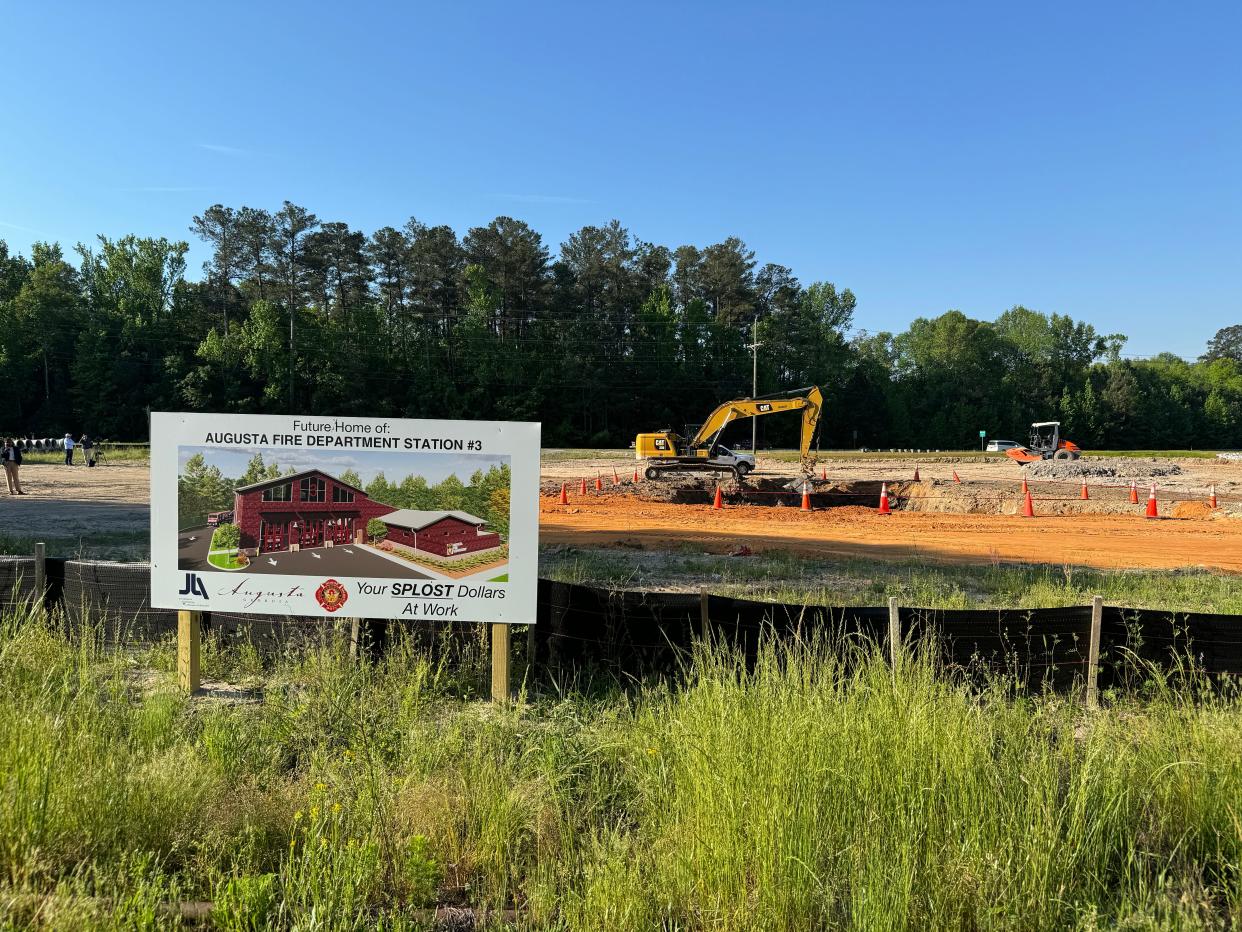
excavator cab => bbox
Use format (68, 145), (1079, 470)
(1006, 421), (1081, 463)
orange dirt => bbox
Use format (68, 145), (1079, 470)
(540, 494), (1242, 571)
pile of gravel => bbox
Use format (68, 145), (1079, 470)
(1217, 452), (1242, 462)
(1024, 458), (1183, 480)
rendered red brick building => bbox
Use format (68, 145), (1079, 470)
(232, 469), (395, 555)
(380, 510), (502, 557)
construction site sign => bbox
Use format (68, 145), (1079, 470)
(150, 412), (540, 623)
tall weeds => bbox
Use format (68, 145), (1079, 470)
(0, 604), (1237, 929)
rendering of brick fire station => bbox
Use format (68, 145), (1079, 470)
(231, 469), (501, 558)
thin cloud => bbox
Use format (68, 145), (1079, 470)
(116, 185), (214, 193)
(498, 193), (595, 205)
(197, 142), (252, 156)
(0, 219), (46, 235)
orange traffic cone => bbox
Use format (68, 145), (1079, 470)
(580, 477), (587, 496)
(712, 485), (723, 510)
(559, 482), (568, 505)
(952, 470), (961, 484)
(1021, 488), (1035, 518)
(1129, 480), (1138, 504)
(913, 466), (921, 481)
(801, 483), (812, 512)
(1080, 480), (1090, 501)
(1021, 475), (1029, 495)
(1145, 484), (1158, 519)
(613, 468), (620, 486)
(878, 483), (892, 515)
(1210, 485), (1218, 508)
(595, 475), (603, 492)
(821, 466), (827, 481)
(634, 468), (640, 483)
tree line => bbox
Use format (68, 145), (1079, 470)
(2, 203), (1241, 450)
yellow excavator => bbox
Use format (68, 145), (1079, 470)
(635, 386), (824, 480)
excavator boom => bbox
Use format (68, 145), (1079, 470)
(686, 386), (824, 472)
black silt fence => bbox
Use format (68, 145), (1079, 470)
(1099, 607), (1242, 689)
(0, 556), (38, 610)
(536, 583), (1242, 687)
(903, 605), (1094, 692)
(61, 560), (174, 641)
(2, 558), (1241, 688)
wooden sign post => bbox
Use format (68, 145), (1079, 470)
(888, 597), (902, 671)
(1085, 595), (1103, 709)
(178, 610), (201, 694)
(33, 542), (46, 607)
(491, 623), (511, 703)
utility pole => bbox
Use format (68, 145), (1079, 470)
(748, 318), (762, 454)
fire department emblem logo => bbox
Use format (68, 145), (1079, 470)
(315, 579), (348, 612)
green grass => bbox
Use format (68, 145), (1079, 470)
(540, 545), (1242, 612)
(18, 443), (150, 465)
(1091, 449), (1227, 458)
(0, 531), (150, 563)
(207, 551), (247, 570)
(0, 602), (1239, 929)
(541, 448), (634, 462)
(766, 448), (1006, 461)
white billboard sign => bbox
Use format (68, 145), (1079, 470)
(150, 412), (539, 623)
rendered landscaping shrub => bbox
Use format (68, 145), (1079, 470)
(207, 523), (247, 569)
(210, 522), (241, 552)
(385, 542), (509, 572)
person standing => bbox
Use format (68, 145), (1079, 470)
(63, 432), (74, 465)
(80, 434), (96, 467)
(2, 439), (25, 494)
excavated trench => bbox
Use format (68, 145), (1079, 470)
(541, 473), (1234, 519)
(541, 475), (900, 508)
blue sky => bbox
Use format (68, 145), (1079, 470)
(2, 1), (1238, 359)
(179, 446), (508, 487)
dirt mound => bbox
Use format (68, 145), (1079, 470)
(542, 473), (818, 506)
(1172, 501), (1215, 519)
(1025, 458), (1183, 481)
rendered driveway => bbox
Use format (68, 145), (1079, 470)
(178, 531), (430, 579)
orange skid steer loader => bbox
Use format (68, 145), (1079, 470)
(1006, 421), (1081, 463)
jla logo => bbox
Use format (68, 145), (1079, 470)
(178, 573), (209, 599)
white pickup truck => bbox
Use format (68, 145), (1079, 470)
(706, 445), (757, 477)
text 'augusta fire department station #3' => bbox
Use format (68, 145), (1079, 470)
(150, 412), (540, 624)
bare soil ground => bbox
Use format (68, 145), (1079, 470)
(0, 463), (149, 550)
(540, 498), (1242, 571)
(542, 453), (1242, 518)
(4, 456), (1241, 570)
